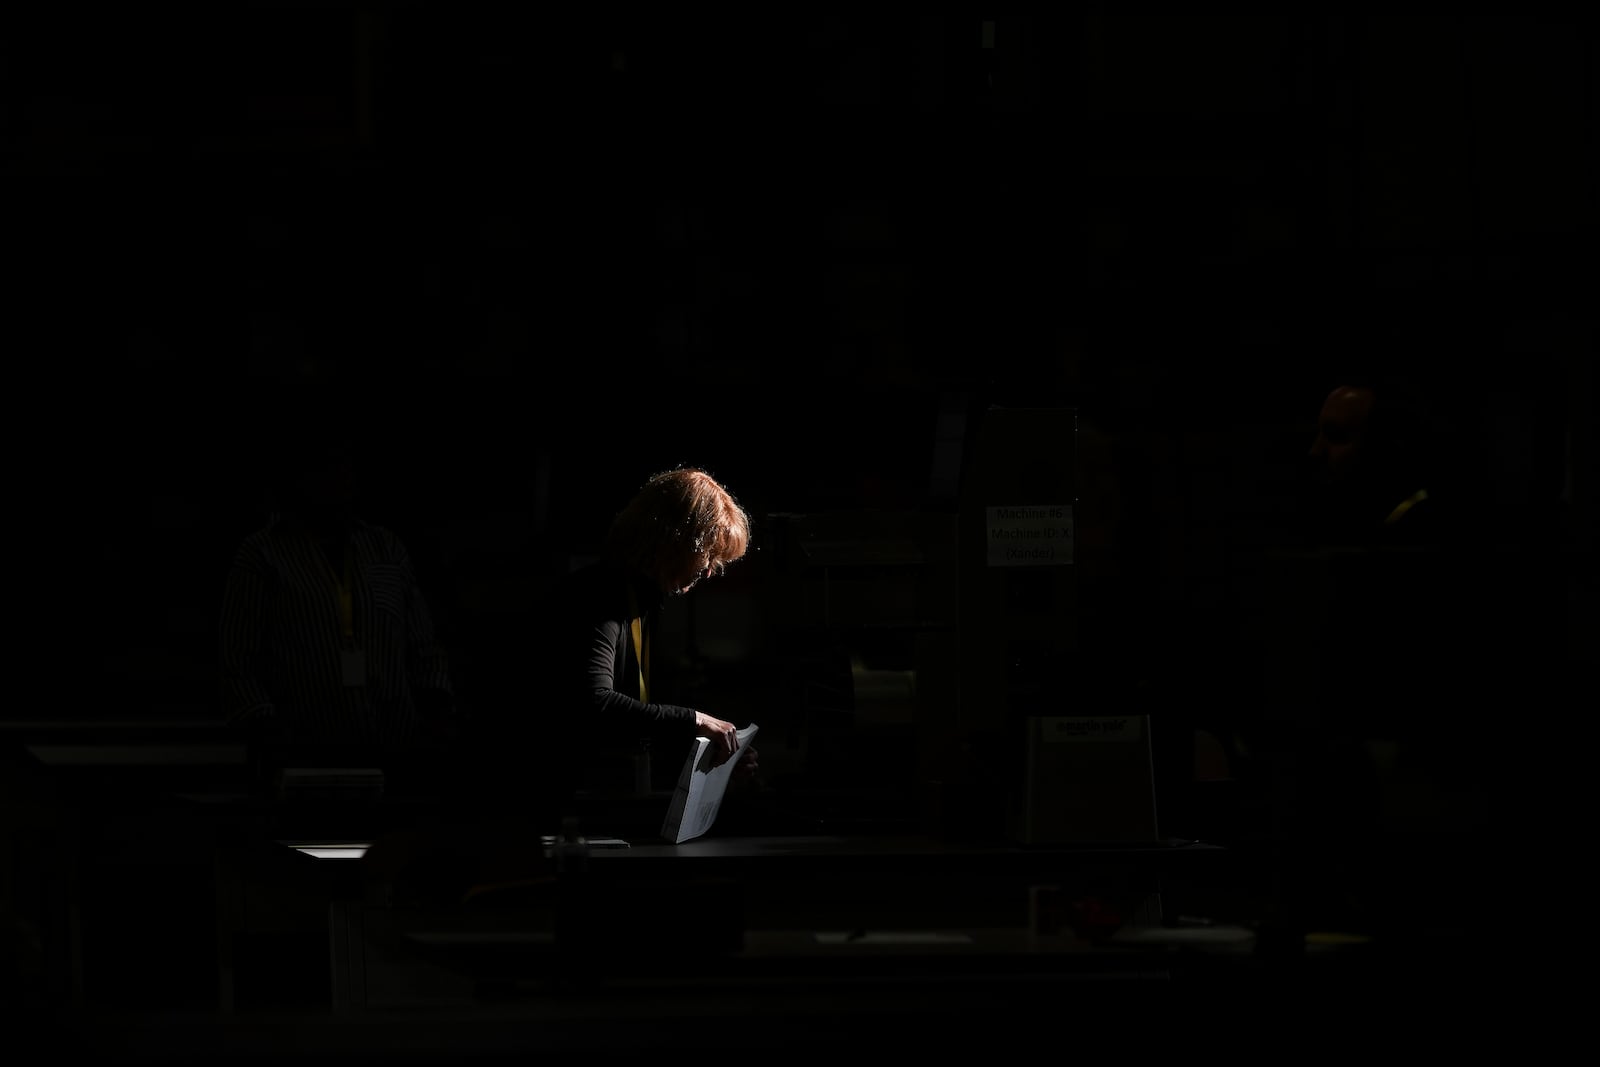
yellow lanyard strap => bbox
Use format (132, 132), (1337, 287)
(1385, 489), (1429, 526)
(626, 585), (650, 706)
(319, 536), (356, 642)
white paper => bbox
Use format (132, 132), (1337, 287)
(660, 723), (758, 844)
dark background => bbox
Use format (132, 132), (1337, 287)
(2, 7), (1595, 1049)
(5, 7), (1592, 793)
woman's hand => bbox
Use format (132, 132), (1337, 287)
(693, 710), (741, 766)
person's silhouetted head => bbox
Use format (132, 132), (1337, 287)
(1306, 378), (1436, 541)
(1309, 385), (1378, 489)
(276, 439), (357, 531)
(257, 386), (364, 536)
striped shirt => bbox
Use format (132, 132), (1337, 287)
(219, 518), (452, 750)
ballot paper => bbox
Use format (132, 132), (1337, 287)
(660, 723), (758, 844)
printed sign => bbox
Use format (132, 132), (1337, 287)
(1038, 716), (1144, 743)
(986, 505), (1073, 566)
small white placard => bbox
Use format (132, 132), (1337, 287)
(1039, 716), (1143, 743)
(986, 505), (1073, 566)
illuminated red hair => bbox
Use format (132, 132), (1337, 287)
(603, 467), (751, 582)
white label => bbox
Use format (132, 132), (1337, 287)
(1039, 716), (1142, 743)
(986, 505), (1073, 566)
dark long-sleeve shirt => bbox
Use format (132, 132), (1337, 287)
(555, 560), (698, 742)
(466, 558), (698, 817)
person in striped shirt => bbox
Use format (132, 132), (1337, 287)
(219, 429), (457, 766)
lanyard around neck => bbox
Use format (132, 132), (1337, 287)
(626, 584), (650, 706)
(1385, 488), (1428, 526)
(315, 535), (356, 642)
